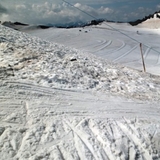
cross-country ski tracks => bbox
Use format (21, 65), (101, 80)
(113, 45), (139, 63)
(116, 121), (153, 160)
(146, 50), (160, 66)
(89, 40), (112, 53)
(65, 120), (103, 160)
(0, 81), (160, 159)
(59, 33), (108, 51)
(66, 38), (106, 51)
(107, 40), (126, 54)
(1, 80), (160, 120)
(4, 81), (57, 97)
(38, 118), (159, 160)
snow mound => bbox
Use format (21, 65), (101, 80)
(0, 25), (160, 101)
(1, 25), (160, 160)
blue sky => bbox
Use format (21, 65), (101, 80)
(0, 0), (160, 25)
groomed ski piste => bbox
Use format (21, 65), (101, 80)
(26, 21), (160, 76)
(0, 21), (160, 160)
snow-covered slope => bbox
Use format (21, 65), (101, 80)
(0, 25), (160, 159)
(26, 22), (160, 76)
(1, 24), (160, 100)
(138, 13), (160, 29)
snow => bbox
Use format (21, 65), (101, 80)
(26, 22), (160, 76)
(137, 14), (160, 29)
(0, 23), (160, 159)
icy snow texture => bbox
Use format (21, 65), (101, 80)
(0, 25), (160, 101)
(0, 25), (160, 160)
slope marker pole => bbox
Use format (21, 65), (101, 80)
(140, 43), (146, 72)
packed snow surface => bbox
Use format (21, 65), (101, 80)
(0, 24), (160, 160)
(26, 22), (160, 76)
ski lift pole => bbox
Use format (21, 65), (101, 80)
(140, 43), (146, 72)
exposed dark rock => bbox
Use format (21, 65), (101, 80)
(14, 22), (28, 26)
(38, 25), (50, 29)
(70, 58), (77, 62)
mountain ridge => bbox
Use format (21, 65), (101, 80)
(1, 10), (160, 30)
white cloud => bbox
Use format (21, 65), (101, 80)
(0, 2), (114, 24)
(0, 1), (159, 24)
(74, 3), (81, 8)
(98, 6), (113, 14)
(15, 5), (26, 10)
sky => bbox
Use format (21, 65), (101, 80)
(0, 0), (160, 25)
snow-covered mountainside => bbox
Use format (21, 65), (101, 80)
(130, 11), (160, 29)
(137, 13), (160, 29)
(0, 24), (160, 159)
(26, 22), (160, 76)
(1, 24), (160, 100)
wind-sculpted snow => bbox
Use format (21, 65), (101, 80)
(0, 25), (160, 159)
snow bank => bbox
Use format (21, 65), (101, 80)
(0, 25), (160, 159)
(0, 25), (160, 101)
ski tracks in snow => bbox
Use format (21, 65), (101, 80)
(0, 81), (160, 159)
(28, 25), (160, 75)
(1, 24), (160, 159)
